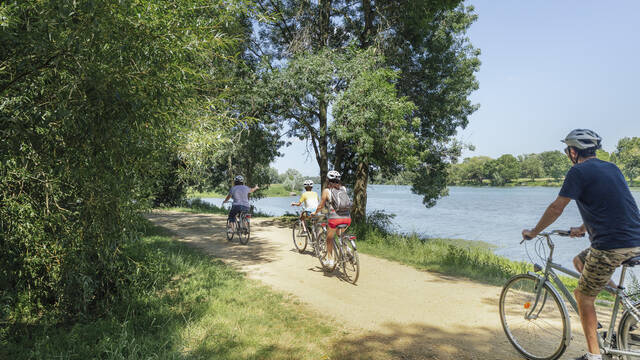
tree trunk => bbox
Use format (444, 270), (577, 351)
(360, 0), (374, 48)
(318, 98), (329, 189)
(351, 157), (369, 223)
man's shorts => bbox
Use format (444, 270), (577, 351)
(228, 205), (250, 222)
(576, 246), (640, 297)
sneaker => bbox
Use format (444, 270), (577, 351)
(574, 354), (603, 360)
(323, 258), (335, 268)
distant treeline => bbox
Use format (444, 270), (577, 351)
(371, 137), (640, 187)
(449, 137), (640, 186)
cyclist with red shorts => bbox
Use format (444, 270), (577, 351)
(313, 170), (351, 269)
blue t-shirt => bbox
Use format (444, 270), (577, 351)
(559, 158), (640, 250)
(229, 185), (251, 207)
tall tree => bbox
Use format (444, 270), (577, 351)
(332, 50), (417, 221)
(256, 1), (480, 208)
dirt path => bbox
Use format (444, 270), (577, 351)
(148, 211), (593, 359)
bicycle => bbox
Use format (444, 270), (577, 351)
(500, 229), (640, 360)
(226, 205), (252, 245)
(292, 211), (315, 253)
(317, 223), (360, 285)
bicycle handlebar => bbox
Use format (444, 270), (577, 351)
(520, 229), (582, 244)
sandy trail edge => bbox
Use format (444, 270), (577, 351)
(148, 211), (593, 359)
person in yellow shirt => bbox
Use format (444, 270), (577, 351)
(291, 180), (319, 222)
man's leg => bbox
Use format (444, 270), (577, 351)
(326, 227), (335, 259)
(574, 289), (600, 355)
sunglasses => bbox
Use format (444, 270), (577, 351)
(564, 147), (570, 156)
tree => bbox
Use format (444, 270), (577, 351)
(332, 50), (417, 222)
(539, 151), (571, 180)
(256, 1), (480, 208)
(1, 0), (253, 317)
(459, 156), (492, 185)
(494, 154), (521, 184)
(282, 169), (304, 192)
(597, 149), (611, 162)
(519, 154), (544, 180)
(615, 137), (640, 186)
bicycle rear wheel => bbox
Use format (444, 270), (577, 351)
(617, 302), (640, 359)
(239, 215), (250, 245)
(226, 219), (234, 242)
(340, 236), (359, 284)
(499, 273), (568, 360)
(292, 220), (307, 253)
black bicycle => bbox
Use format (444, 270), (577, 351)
(226, 205), (251, 245)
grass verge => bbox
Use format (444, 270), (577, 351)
(351, 223), (616, 302)
(1, 223), (338, 360)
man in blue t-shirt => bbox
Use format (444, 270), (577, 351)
(222, 175), (259, 233)
(522, 129), (640, 360)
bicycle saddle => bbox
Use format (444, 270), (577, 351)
(622, 256), (640, 267)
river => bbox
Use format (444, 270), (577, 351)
(203, 185), (640, 272)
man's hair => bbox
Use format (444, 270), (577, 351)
(574, 147), (597, 158)
(304, 185), (312, 190)
(234, 180), (243, 185)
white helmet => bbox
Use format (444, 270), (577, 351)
(561, 129), (602, 150)
(303, 179), (313, 187)
(327, 170), (341, 181)
(234, 175), (244, 183)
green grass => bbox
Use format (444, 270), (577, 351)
(352, 223), (529, 285)
(1, 223), (338, 360)
(188, 184), (295, 199)
(351, 223), (617, 302)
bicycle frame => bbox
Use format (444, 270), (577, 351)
(529, 233), (640, 358)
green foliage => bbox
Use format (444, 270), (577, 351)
(1, 0), (252, 319)
(352, 223), (530, 285)
(539, 150), (571, 180)
(281, 168), (304, 192)
(519, 154), (544, 180)
(449, 150), (572, 186)
(614, 137), (640, 186)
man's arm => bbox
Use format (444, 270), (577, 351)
(523, 196), (571, 239)
(249, 185), (259, 193)
(223, 194), (231, 203)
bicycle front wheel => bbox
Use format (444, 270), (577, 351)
(292, 220), (307, 253)
(239, 216), (250, 245)
(617, 301), (640, 359)
(341, 237), (359, 284)
(499, 273), (568, 360)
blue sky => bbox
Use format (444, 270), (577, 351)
(272, 1), (640, 175)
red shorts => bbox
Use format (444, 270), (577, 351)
(328, 218), (351, 229)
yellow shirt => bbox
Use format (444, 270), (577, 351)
(299, 191), (319, 209)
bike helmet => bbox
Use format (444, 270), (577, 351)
(327, 170), (341, 181)
(561, 129), (602, 150)
(234, 175), (244, 183)
(303, 179), (314, 187)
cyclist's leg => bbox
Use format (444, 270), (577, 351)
(228, 205), (239, 232)
(576, 247), (640, 355)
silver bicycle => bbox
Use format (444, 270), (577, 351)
(500, 230), (640, 360)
